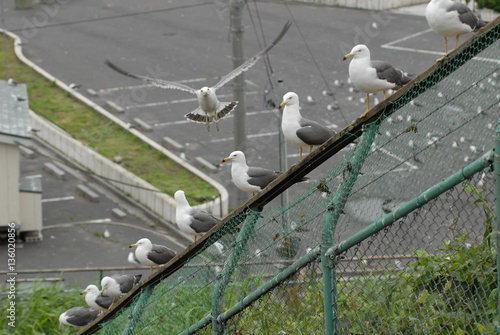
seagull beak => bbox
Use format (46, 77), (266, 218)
(221, 157), (232, 163)
(80, 290), (86, 295)
(342, 53), (353, 61)
(101, 289), (105, 294)
(279, 101), (286, 109)
(129, 244), (137, 248)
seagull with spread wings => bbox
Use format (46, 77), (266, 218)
(106, 21), (291, 132)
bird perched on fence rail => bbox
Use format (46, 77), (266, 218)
(105, 21), (291, 132)
(129, 238), (177, 272)
(343, 44), (412, 117)
(279, 92), (335, 162)
(426, 0), (487, 61)
(59, 307), (99, 329)
(175, 190), (221, 243)
(80, 285), (113, 313)
(222, 150), (307, 196)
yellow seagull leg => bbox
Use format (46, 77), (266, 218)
(299, 146), (303, 162)
(359, 93), (370, 118)
(383, 91), (387, 100)
(309, 145), (313, 154)
(453, 35), (460, 51)
(436, 36), (448, 62)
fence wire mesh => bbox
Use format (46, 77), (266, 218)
(86, 21), (499, 335)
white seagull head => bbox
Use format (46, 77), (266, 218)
(343, 44), (370, 61)
(222, 150), (247, 165)
(280, 92), (299, 108)
(129, 238), (152, 251)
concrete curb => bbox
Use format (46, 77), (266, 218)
(2, 29), (228, 219)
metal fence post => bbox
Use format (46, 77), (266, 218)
(212, 209), (261, 334)
(495, 116), (500, 334)
(322, 123), (379, 334)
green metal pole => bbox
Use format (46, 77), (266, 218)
(121, 286), (152, 335)
(325, 149), (495, 259)
(495, 116), (500, 335)
(211, 209), (261, 334)
(322, 124), (379, 335)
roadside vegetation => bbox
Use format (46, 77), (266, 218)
(1, 185), (494, 334)
(0, 34), (218, 204)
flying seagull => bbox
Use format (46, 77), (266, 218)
(105, 21), (291, 132)
(129, 238), (177, 272)
(80, 285), (113, 312)
(175, 190), (221, 242)
(279, 92), (336, 162)
(222, 150), (307, 196)
(59, 307), (99, 329)
(426, 0), (487, 61)
(343, 44), (412, 117)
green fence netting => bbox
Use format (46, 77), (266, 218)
(81, 19), (500, 335)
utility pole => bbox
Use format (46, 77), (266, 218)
(230, 0), (247, 205)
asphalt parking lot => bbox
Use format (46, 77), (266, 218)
(0, 0), (484, 287)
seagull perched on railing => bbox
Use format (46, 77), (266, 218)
(343, 45), (412, 117)
(105, 21), (291, 132)
(426, 0), (487, 61)
(174, 190), (220, 242)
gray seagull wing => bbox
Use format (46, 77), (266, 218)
(66, 307), (99, 326)
(447, 2), (486, 30)
(296, 118), (335, 146)
(148, 244), (177, 265)
(247, 167), (282, 190)
(189, 209), (221, 234)
(212, 21), (292, 90)
(105, 60), (197, 94)
(371, 60), (411, 86)
(95, 295), (113, 309)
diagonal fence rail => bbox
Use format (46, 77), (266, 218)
(79, 17), (500, 335)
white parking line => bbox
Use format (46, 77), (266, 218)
(381, 28), (500, 63)
(42, 196), (75, 203)
(373, 145), (419, 170)
(25, 174), (42, 179)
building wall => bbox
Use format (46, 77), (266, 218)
(19, 191), (43, 233)
(0, 143), (20, 226)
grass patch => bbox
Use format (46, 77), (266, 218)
(0, 34), (218, 204)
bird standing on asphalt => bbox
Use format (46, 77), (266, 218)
(175, 190), (221, 242)
(426, 0), (487, 61)
(343, 44), (412, 117)
(279, 92), (335, 162)
(105, 21), (291, 132)
(129, 238), (177, 272)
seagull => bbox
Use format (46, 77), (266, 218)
(7, 78), (18, 86)
(426, 0), (487, 61)
(127, 251), (141, 265)
(279, 92), (336, 162)
(80, 285), (113, 312)
(343, 44), (412, 117)
(174, 190), (221, 243)
(222, 150), (306, 196)
(11, 93), (26, 102)
(105, 21), (291, 132)
(59, 307), (99, 329)
(100, 274), (142, 308)
(69, 83), (81, 89)
(128, 238), (177, 272)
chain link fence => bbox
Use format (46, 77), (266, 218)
(81, 18), (500, 335)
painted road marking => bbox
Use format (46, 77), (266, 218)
(42, 196), (75, 203)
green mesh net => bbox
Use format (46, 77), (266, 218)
(82, 19), (500, 335)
